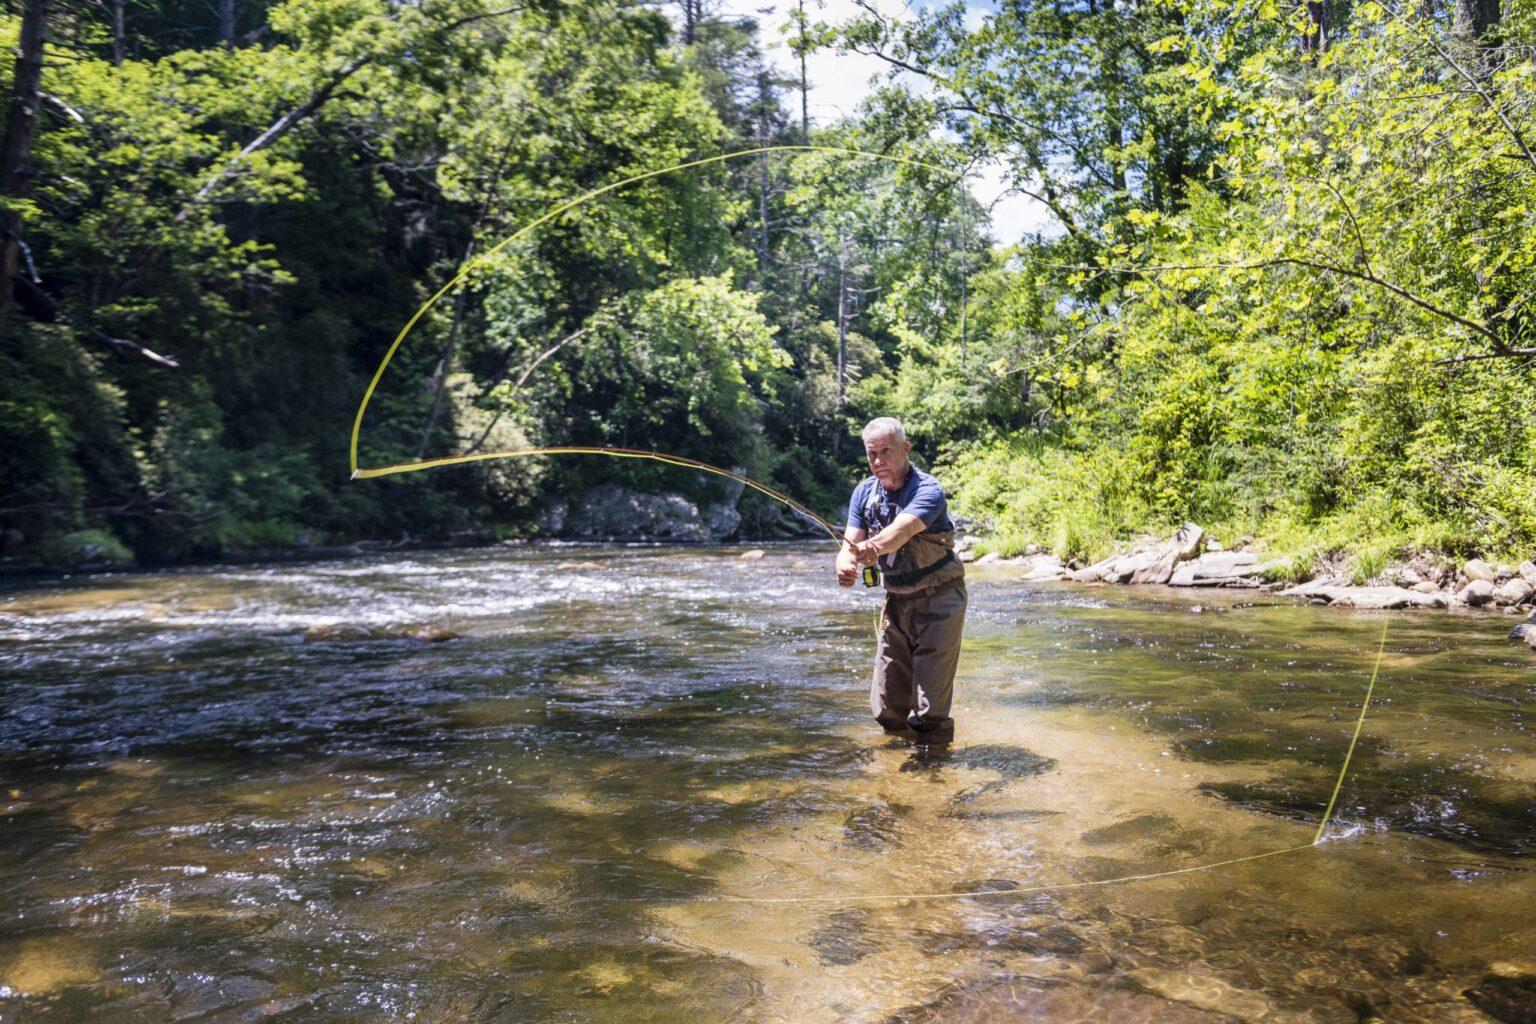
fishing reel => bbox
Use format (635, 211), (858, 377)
(861, 566), (881, 588)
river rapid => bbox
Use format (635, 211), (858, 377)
(1, 545), (1533, 1023)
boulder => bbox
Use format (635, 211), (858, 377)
(1018, 554), (1067, 582)
(1520, 561), (1536, 586)
(1167, 551), (1260, 587)
(1464, 964), (1536, 1024)
(1463, 558), (1497, 583)
(703, 500), (741, 540)
(975, 551), (1003, 566)
(1412, 581), (1440, 594)
(1128, 522), (1205, 585)
(535, 496), (568, 536)
(1459, 579), (1496, 607)
(1510, 612), (1536, 647)
(738, 549), (766, 560)
(1279, 581), (1447, 609)
(569, 483), (717, 542)
(1492, 578), (1536, 607)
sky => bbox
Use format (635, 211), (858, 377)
(710, 0), (1060, 246)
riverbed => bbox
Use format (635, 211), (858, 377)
(1, 546), (1532, 1022)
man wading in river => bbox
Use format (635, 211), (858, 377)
(836, 417), (967, 745)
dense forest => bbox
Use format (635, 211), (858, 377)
(0, 0), (1532, 578)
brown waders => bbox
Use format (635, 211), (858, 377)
(871, 532), (967, 745)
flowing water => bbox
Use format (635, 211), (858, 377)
(1, 546), (1532, 1023)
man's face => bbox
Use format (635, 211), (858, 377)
(864, 434), (911, 487)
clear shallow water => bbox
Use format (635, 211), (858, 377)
(0, 546), (1532, 1023)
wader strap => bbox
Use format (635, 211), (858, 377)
(881, 549), (956, 588)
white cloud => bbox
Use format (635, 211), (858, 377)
(710, 0), (1055, 247)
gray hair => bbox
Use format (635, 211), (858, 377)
(861, 417), (907, 445)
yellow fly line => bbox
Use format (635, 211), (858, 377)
(348, 143), (1398, 907)
(348, 143), (964, 540)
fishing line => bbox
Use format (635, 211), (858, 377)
(349, 143), (1399, 907)
(349, 143), (966, 540)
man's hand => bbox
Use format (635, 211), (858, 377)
(835, 539), (860, 588)
(853, 540), (880, 566)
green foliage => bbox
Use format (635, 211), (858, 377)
(6, 0), (1536, 572)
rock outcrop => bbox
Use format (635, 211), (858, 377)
(564, 483), (741, 542)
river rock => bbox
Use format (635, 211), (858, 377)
(738, 549), (765, 560)
(1018, 554), (1066, 582)
(1492, 578), (1535, 607)
(703, 500), (741, 539)
(1167, 551), (1260, 587)
(1463, 558), (1497, 583)
(1511, 612), (1536, 646)
(1128, 522), (1206, 585)
(976, 551), (1003, 566)
(1458, 579), (1496, 607)
(303, 624), (460, 643)
(1464, 964), (1536, 1024)
(1279, 580), (1447, 609)
(569, 483), (735, 542)
(1412, 581), (1440, 594)
(1520, 561), (1536, 586)
(535, 496), (568, 536)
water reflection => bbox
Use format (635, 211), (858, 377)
(1, 547), (1532, 1022)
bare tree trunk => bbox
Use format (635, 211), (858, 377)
(797, 0), (809, 139)
(0, 0), (48, 338)
(836, 226), (848, 409)
(831, 227), (849, 461)
(680, 0), (698, 44)
(219, 0), (236, 47)
(113, 0), (125, 65)
(756, 72), (770, 271)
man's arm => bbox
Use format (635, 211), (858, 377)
(855, 512), (926, 563)
(836, 525), (867, 588)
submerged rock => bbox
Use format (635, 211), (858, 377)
(302, 623), (460, 643)
(1464, 964), (1536, 1024)
(1511, 612), (1536, 649)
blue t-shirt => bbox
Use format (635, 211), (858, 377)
(848, 465), (953, 541)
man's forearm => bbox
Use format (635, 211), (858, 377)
(866, 514), (925, 556)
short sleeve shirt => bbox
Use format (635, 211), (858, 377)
(848, 466), (954, 554)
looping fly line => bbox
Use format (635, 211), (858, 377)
(349, 146), (1394, 906)
(348, 144), (967, 543)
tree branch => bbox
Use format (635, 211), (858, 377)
(175, 55), (369, 223)
(83, 323), (181, 368)
(1433, 347), (1536, 364)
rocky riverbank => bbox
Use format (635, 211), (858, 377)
(962, 522), (1536, 653)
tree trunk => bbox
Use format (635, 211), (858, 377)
(112, 0), (125, 65)
(0, 0), (48, 338)
(756, 72), (770, 271)
(1453, 0), (1499, 39)
(797, 0), (809, 139)
(1301, 1), (1329, 54)
(219, 0), (236, 47)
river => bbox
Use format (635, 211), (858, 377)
(1, 546), (1533, 1022)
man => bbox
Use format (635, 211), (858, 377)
(835, 417), (967, 745)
